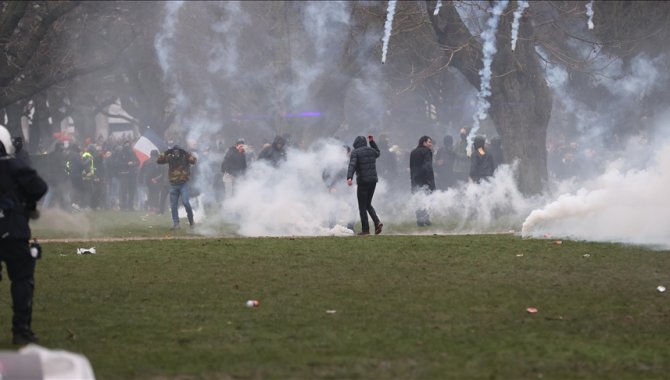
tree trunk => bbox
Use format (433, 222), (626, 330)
(430, 1), (551, 194)
(488, 7), (552, 195)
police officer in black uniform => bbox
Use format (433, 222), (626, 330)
(0, 126), (48, 345)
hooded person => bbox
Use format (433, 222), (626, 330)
(434, 134), (457, 190)
(469, 135), (494, 183)
(0, 125), (48, 345)
(257, 135), (287, 167)
(221, 139), (247, 199)
(346, 135), (383, 235)
(11, 136), (31, 167)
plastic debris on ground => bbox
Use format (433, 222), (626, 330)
(657, 286), (666, 293)
(76, 247), (96, 255)
(326, 310), (337, 314)
(526, 307), (538, 314)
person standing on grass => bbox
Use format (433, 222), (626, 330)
(157, 144), (197, 229)
(469, 135), (494, 184)
(347, 135), (383, 236)
(409, 135), (436, 226)
(0, 126), (48, 345)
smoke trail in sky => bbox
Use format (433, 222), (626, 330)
(433, 0), (443, 16)
(381, 0), (398, 64)
(510, 0), (529, 51)
(154, 1), (187, 114)
(468, 0), (509, 154)
(208, 1), (249, 77)
(585, 1), (594, 30)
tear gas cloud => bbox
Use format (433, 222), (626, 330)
(154, 2), (670, 249)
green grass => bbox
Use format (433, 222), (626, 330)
(4, 211), (670, 379)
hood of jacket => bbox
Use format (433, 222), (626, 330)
(272, 135), (286, 149)
(353, 136), (367, 149)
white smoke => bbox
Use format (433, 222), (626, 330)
(585, 0), (594, 30)
(522, 140), (670, 249)
(381, 0), (398, 64)
(208, 1), (250, 77)
(433, 0), (443, 16)
(155, 1), (188, 113)
(200, 139), (357, 236)
(510, 1), (529, 51)
(595, 54), (668, 98)
(468, 0), (509, 154)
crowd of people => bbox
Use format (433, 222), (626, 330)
(23, 129), (512, 228)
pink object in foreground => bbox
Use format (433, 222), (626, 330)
(526, 307), (538, 314)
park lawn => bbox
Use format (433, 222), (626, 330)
(0, 234), (668, 379)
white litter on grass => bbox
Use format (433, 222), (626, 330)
(657, 285), (666, 293)
(76, 247), (96, 255)
(326, 310), (337, 314)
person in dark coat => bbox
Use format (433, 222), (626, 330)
(434, 135), (457, 190)
(42, 142), (69, 209)
(66, 144), (84, 210)
(221, 139), (247, 198)
(409, 135), (436, 226)
(116, 141), (140, 211)
(346, 135), (383, 235)
(469, 135), (494, 183)
(0, 126), (48, 345)
(258, 135), (287, 167)
(11, 136), (31, 167)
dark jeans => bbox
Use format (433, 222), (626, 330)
(0, 240), (36, 334)
(356, 182), (380, 233)
(412, 185), (432, 225)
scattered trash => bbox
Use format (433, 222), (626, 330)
(516, 254), (524, 257)
(245, 300), (260, 308)
(657, 286), (666, 293)
(326, 310), (337, 314)
(76, 247), (96, 255)
(526, 307), (538, 314)
(583, 254), (590, 258)
(553, 240), (563, 245)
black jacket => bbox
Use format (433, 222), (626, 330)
(221, 147), (247, 176)
(258, 136), (287, 167)
(0, 153), (48, 240)
(409, 146), (435, 191)
(347, 136), (380, 184)
(469, 149), (494, 183)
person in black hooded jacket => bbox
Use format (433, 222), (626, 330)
(409, 135), (435, 226)
(258, 135), (287, 167)
(346, 135), (383, 235)
(469, 135), (494, 183)
(0, 126), (48, 345)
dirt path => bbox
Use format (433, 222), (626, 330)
(40, 235), (215, 243)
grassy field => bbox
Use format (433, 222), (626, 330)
(2, 211), (670, 379)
